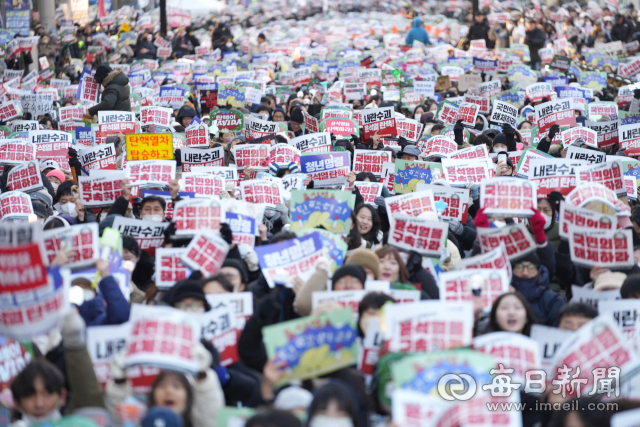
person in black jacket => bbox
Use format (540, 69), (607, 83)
(86, 64), (131, 117)
(135, 29), (157, 59)
(524, 19), (546, 70)
(612, 14), (633, 43)
(467, 13), (493, 49)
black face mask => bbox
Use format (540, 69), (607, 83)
(475, 123), (483, 131)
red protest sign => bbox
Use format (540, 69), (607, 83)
(558, 203), (617, 239)
(181, 232), (230, 277)
(353, 149), (392, 176)
(0, 140), (36, 165)
(155, 248), (190, 290)
(480, 177), (537, 217)
(477, 223), (537, 260)
(568, 227), (634, 269)
(240, 179), (283, 207)
(388, 214), (448, 257)
(361, 107), (397, 139)
(534, 99), (576, 133)
(7, 161), (43, 193)
(79, 172), (125, 208)
(0, 191), (34, 221)
(200, 305), (239, 367)
(79, 144), (118, 171)
(42, 223), (99, 269)
(173, 199), (223, 235)
(182, 173), (225, 197)
(576, 160), (625, 197)
(455, 103), (480, 127)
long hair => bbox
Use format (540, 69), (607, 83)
(355, 203), (381, 244)
(374, 245), (410, 284)
(485, 292), (538, 337)
(148, 370), (194, 427)
(345, 210), (363, 251)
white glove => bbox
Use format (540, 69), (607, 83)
(192, 342), (212, 373)
(244, 249), (259, 272)
(110, 351), (127, 381)
(61, 308), (86, 350)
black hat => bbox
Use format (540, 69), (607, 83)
(162, 280), (211, 310)
(331, 265), (367, 289)
(511, 252), (541, 270)
(222, 258), (248, 284)
(31, 201), (48, 219)
(290, 108), (304, 124)
(177, 106), (197, 120)
(492, 133), (508, 150)
(94, 64), (112, 84)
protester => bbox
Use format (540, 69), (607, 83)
(4, 3), (640, 426)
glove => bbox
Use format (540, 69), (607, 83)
(61, 308), (86, 350)
(633, 89), (640, 100)
(219, 223), (233, 245)
(174, 149), (182, 167)
(192, 341), (213, 374)
(474, 208), (490, 228)
(453, 119), (464, 146)
(244, 249), (259, 272)
(548, 124), (560, 142)
(524, 98), (531, 106)
(110, 351), (127, 381)
(405, 250), (424, 275)
(541, 97), (550, 103)
(275, 203), (290, 225)
(374, 196), (386, 209)
(529, 208), (547, 243)
(502, 123), (514, 137)
(449, 219), (463, 236)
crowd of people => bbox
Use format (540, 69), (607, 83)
(4, 1), (640, 427)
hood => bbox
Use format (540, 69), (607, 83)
(103, 68), (130, 87)
(412, 17), (422, 28)
(511, 265), (550, 302)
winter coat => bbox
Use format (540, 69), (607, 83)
(87, 68), (131, 116)
(135, 38), (157, 59)
(525, 27), (547, 63)
(511, 265), (565, 326)
(612, 18), (634, 43)
(468, 20), (493, 48)
(77, 275), (130, 326)
(405, 17), (430, 46)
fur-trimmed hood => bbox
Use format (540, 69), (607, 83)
(102, 67), (129, 87)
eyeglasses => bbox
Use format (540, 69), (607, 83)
(175, 300), (204, 311)
(514, 264), (538, 273)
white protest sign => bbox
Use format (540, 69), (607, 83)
(477, 223), (537, 260)
(480, 177), (537, 217)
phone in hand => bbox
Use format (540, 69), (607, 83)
(497, 153), (508, 163)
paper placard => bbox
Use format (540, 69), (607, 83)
(568, 227), (634, 269)
(480, 177), (537, 217)
(388, 214), (448, 257)
(558, 202), (617, 239)
(181, 232), (229, 277)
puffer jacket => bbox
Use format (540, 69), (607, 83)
(511, 265), (565, 326)
(88, 68), (131, 115)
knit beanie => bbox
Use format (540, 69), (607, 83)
(331, 265), (367, 289)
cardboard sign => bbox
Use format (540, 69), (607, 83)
(534, 99), (576, 133)
(566, 182), (619, 210)
(434, 100), (459, 125)
(383, 301), (474, 353)
(558, 202), (617, 239)
(477, 223), (537, 260)
(111, 216), (169, 253)
(438, 269), (509, 312)
(269, 143), (300, 165)
(361, 107), (397, 139)
(97, 111), (135, 124)
(448, 145), (489, 160)
(395, 117), (424, 143)
(210, 109), (244, 132)
(599, 300), (640, 347)
(7, 161), (43, 193)
(575, 160), (625, 197)
(263, 308), (357, 386)
(551, 316), (636, 399)
(385, 190), (436, 219)
(173, 199), (223, 236)
(42, 223), (99, 269)
(473, 332), (540, 380)
(199, 304), (239, 366)
(527, 158), (584, 197)
(568, 227), (634, 269)
(480, 177), (537, 217)
(562, 127), (599, 149)
(416, 183), (470, 223)
(182, 173), (225, 197)
(181, 232), (229, 277)
(79, 144), (117, 171)
(354, 182), (383, 205)
(125, 305), (201, 374)
(154, 248), (190, 290)
(299, 152), (350, 188)
(393, 159), (443, 193)
(588, 102), (618, 120)
(0, 140), (36, 165)
(206, 292), (253, 330)
(244, 115), (280, 140)
(289, 132), (331, 152)
(490, 100), (518, 127)
(126, 133), (173, 161)
(79, 172), (125, 208)
(460, 243), (512, 279)
(353, 149), (392, 176)
(530, 324), (574, 376)
(619, 123), (640, 156)
(585, 119), (619, 148)
(477, 79), (502, 98)
(232, 144), (270, 171)
(388, 214), (448, 257)
(423, 136), (458, 157)
(455, 103), (479, 127)
(441, 158), (490, 186)
(289, 189), (355, 234)
(515, 148), (552, 178)
(0, 191), (34, 222)
(86, 323), (129, 388)
(126, 160), (176, 188)
(255, 232), (325, 288)
(185, 124), (209, 148)
(180, 146), (224, 172)
(525, 82), (553, 103)
(240, 179), (283, 208)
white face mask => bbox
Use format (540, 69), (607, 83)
(83, 288), (96, 301)
(542, 213), (553, 229)
(414, 113), (422, 120)
(493, 220), (506, 228)
(37, 217), (45, 227)
(51, 183), (59, 192)
(60, 202), (77, 217)
(226, 42), (233, 48)
(310, 416), (354, 427)
(142, 214), (163, 222)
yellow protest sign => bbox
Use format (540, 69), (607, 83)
(126, 133), (174, 161)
